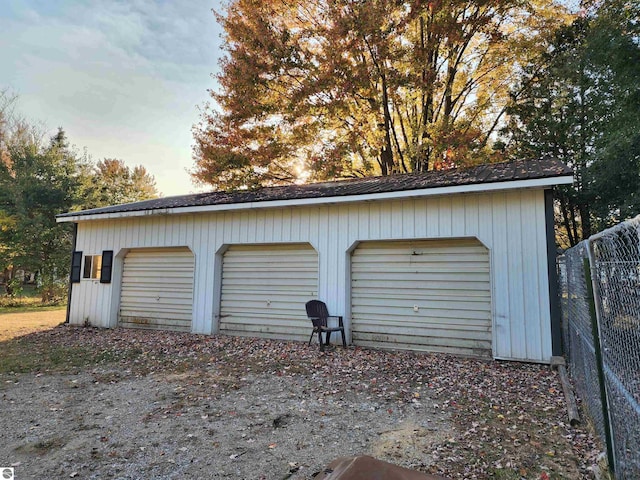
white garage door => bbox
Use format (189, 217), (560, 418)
(351, 239), (492, 357)
(220, 244), (318, 341)
(119, 247), (194, 332)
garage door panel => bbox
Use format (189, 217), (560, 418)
(353, 254), (487, 263)
(119, 247), (194, 332)
(354, 320), (492, 336)
(354, 241), (486, 254)
(220, 303), (310, 315)
(353, 274), (489, 284)
(120, 303), (193, 316)
(220, 244), (318, 341)
(119, 309), (193, 321)
(223, 270), (317, 278)
(351, 239), (492, 357)
(220, 293), (314, 305)
(353, 314), (492, 329)
(222, 324), (309, 341)
(353, 342), (484, 357)
(221, 298), (313, 309)
(221, 314), (312, 327)
(119, 317), (192, 332)
(352, 279), (489, 291)
(352, 305), (491, 321)
(352, 290), (490, 301)
(352, 296), (491, 311)
(223, 258), (317, 266)
(123, 256), (193, 264)
(123, 257), (193, 264)
(121, 299), (193, 309)
(123, 256), (192, 266)
(120, 288), (193, 298)
(221, 275), (317, 286)
(355, 333), (491, 355)
(356, 330), (491, 347)
(221, 285), (315, 294)
(221, 319), (310, 337)
(352, 267), (490, 276)
(123, 270), (195, 279)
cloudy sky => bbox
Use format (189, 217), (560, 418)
(0, 0), (224, 196)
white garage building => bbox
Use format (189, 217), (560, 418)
(57, 159), (573, 363)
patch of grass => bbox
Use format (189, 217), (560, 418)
(0, 309), (66, 342)
(490, 469), (520, 480)
(0, 337), (144, 375)
(15, 436), (66, 454)
(0, 304), (67, 315)
(0, 343), (89, 374)
(0, 334), (186, 380)
(0, 284), (66, 314)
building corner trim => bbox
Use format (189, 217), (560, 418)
(545, 189), (562, 356)
(65, 223), (78, 324)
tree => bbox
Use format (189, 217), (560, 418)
(0, 128), (87, 293)
(193, 0), (569, 190)
(0, 88), (18, 168)
(0, 93), (161, 300)
(84, 158), (159, 208)
(504, 0), (640, 245)
(583, 0), (640, 229)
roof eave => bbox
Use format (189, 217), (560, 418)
(56, 174), (573, 223)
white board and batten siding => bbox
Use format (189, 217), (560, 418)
(68, 189), (553, 363)
(219, 244), (318, 340)
(351, 239), (491, 357)
(119, 248), (194, 332)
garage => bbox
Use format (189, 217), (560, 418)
(219, 243), (318, 341)
(59, 159), (572, 362)
(119, 247), (195, 332)
(351, 238), (492, 357)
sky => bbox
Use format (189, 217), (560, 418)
(0, 0), (224, 197)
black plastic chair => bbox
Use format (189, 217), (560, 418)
(305, 300), (347, 351)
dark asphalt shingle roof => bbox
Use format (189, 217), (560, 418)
(58, 158), (572, 219)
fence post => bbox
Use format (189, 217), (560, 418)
(582, 252), (616, 475)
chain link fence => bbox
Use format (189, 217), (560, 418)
(559, 215), (640, 479)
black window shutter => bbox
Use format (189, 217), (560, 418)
(100, 250), (114, 284)
(71, 251), (83, 283)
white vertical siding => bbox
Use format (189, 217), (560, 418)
(70, 189), (552, 362)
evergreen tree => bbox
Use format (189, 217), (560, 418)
(504, 0), (640, 245)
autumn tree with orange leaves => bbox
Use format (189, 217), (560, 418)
(193, 0), (570, 190)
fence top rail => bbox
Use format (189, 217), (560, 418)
(588, 214), (640, 243)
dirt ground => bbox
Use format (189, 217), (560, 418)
(0, 315), (600, 479)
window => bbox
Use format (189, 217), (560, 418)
(83, 255), (102, 280)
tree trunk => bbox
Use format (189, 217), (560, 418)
(559, 195), (576, 247)
(579, 203), (592, 240)
(416, 13), (437, 173)
(4, 266), (14, 295)
(380, 71), (396, 175)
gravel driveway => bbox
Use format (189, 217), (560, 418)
(0, 325), (600, 479)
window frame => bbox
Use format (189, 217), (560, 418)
(82, 254), (103, 280)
